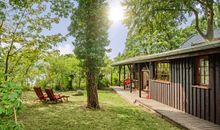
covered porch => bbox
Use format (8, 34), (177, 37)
(114, 62), (151, 98)
(112, 86), (220, 130)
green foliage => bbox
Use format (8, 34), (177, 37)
(214, 4), (220, 28)
(0, 0), (65, 83)
(50, 0), (74, 18)
(120, 0), (220, 60)
(97, 74), (110, 89)
(69, 0), (110, 75)
(0, 121), (23, 130)
(0, 81), (23, 130)
(122, 0), (195, 58)
(0, 1), (73, 128)
(111, 67), (120, 86)
(34, 54), (84, 91)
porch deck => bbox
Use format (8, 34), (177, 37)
(112, 86), (220, 130)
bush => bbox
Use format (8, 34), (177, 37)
(55, 84), (62, 91)
(97, 77), (110, 90)
(21, 85), (32, 91)
(0, 81), (23, 130)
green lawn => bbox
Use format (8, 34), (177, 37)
(18, 89), (179, 130)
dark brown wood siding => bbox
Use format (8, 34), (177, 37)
(149, 53), (220, 125)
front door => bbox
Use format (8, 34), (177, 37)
(142, 68), (149, 92)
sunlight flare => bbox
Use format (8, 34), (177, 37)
(108, 3), (124, 23)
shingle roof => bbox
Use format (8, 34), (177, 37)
(112, 41), (220, 66)
(181, 29), (220, 48)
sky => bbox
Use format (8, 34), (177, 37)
(50, 0), (127, 59)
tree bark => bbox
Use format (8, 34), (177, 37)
(192, 0), (214, 41)
(206, 0), (214, 41)
(86, 71), (100, 109)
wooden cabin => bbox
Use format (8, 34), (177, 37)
(112, 39), (220, 125)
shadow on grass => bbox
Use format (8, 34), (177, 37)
(19, 90), (179, 130)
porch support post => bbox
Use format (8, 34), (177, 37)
(118, 66), (121, 86)
(149, 62), (154, 98)
(129, 64), (132, 93)
(123, 65), (126, 90)
(138, 64), (142, 97)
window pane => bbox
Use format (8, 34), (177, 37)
(200, 67), (204, 75)
(196, 57), (209, 85)
(155, 62), (170, 81)
(205, 75), (209, 85)
(200, 59), (204, 66)
(205, 67), (209, 76)
(200, 75), (205, 84)
(205, 60), (209, 66)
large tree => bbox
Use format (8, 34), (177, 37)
(69, 0), (109, 108)
(124, 0), (220, 42)
(122, 0), (195, 57)
(0, 0), (70, 82)
(121, 0), (220, 59)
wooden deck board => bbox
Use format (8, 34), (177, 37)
(112, 86), (220, 130)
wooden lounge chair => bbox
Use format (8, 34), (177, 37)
(33, 87), (48, 102)
(45, 88), (69, 103)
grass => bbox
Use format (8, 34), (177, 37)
(18, 89), (179, 130)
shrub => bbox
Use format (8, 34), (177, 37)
(0, 81), (23, 130)
(97, 77), (110, 90)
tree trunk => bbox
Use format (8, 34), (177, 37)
(86, 71), (100, 109)
(4, 43), (13, 81)
(78, 76), (81, 89)
(206, 1), (214, 41)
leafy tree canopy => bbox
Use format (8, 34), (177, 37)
(119, 0), (220, 59)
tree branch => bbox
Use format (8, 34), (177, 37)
(0, 20), (3, 45)
(0, 20), (3, 29)
(196, 0), (207, 6)
(4, 9), (26, 81)
(190, 7), (206, 38)
(9, 54), (24, 75)
(9, 46), (24, 56)
(155, 8), (188, 12)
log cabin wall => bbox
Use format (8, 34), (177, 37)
(149, 53), (220, 125)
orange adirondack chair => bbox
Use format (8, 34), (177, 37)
(33, 87), (48, 101)
(45, 88), (69, 103)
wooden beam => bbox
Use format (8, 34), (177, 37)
(148, 62), (153, 99)
(128, 64), (131, 71)
(138, 64), (142, 97)
(118, 66), (121, 86)
(129, 64), (132, 93)
(112, 44), (220, 66)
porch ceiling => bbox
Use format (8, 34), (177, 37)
(112, 41), (220, 66)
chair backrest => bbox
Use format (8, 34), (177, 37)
(33, 87), (45, 100)
(45, 89), (56, 101)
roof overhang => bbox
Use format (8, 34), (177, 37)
(112, 41), (220, 66)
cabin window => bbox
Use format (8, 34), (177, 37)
(154, 62), (170, 81)
(195, 56), (209, 86)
